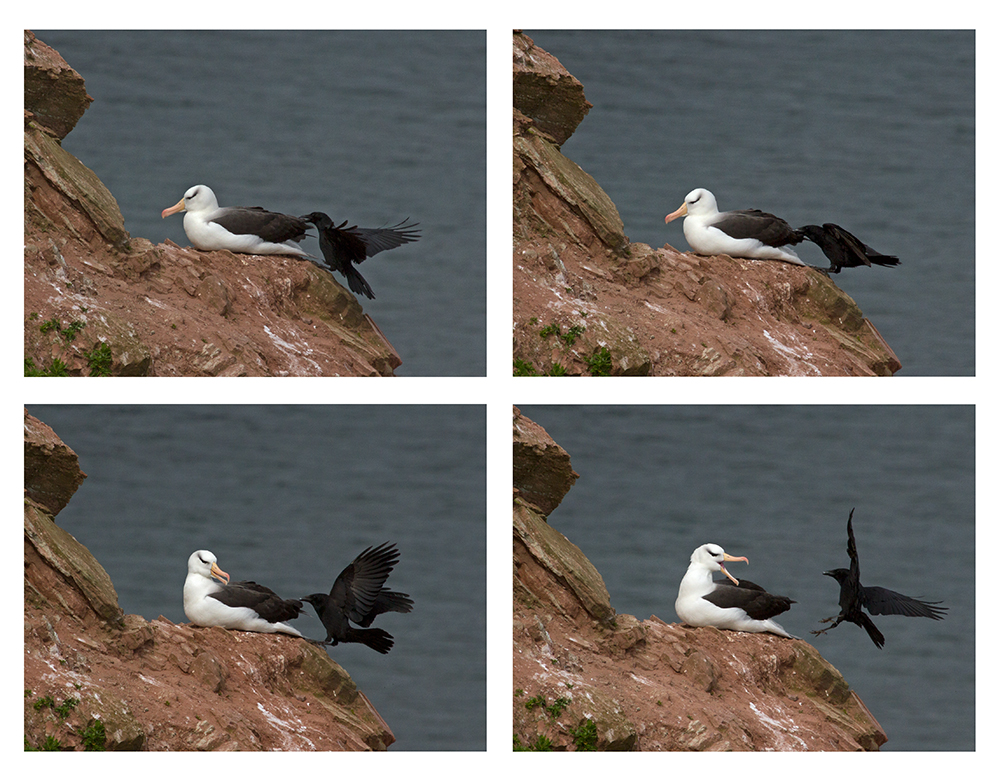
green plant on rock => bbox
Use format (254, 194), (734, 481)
(584, 347), (613, 376)
(570, 717), (598, 751)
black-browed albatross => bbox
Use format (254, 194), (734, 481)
(299, 212), (421, 299)
(183, 550), (305, 637)
(664, 188), (901, 273)
(162, 185), (314, 257)
(300, 542), (413, 654)
(675, 543), (795, 638)
(812, 509), (947, 649)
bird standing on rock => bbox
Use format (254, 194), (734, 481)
(183, 550), (305, 637)
(675, 543), (796, 638)
(664, 188), (901, 274)
(162, 185), (314, 257)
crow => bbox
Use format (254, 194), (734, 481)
(812, 509), (946, 648)
(301, 542), (413, 654)
(300, 212), (420, 299)
(797, 223), (900, 274)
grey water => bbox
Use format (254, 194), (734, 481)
(525, 30), (974, 376)
(27, 405), (486, 751)
(519, 405), (974, 751)
(32, 30), (485, 376)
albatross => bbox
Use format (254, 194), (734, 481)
(300, 542), (413, 654)
(183, 550), (305, 637)
(812, 509), (947, 649)
(162, 185), (313, 257)
(664, 188), (901, 272)
(299, 212), (421, 299)
(675, 544), (795, 638)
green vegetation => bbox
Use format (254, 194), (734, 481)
(27, 312), (115, 376)
(569, 718), (598, 751)
(24, 357), (69, 377)
(84, 341), (113, 376)
(513, 732), (553, 751)
(39, 318), (85, 342)
(81, 718), (107, 751)
(584, 347), (613, 376)
(513, 358), (537, 376)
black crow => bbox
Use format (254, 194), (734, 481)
(812, 509), (946, 649)
(797, 223), (900, 274)
(300, 212), (420, 299)
(301, 542), (413, 654)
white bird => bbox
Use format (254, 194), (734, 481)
(675, 543), (795, 638)
(183, 550), (304, 637)
(664, 188), (805, 264)
(162, 185), (314, 257)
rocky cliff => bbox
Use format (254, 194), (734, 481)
(23, 31), (400, 376)
(512, 407), (887, 751)
(512, 31), (901, 376)
(23, 409), (394, 751)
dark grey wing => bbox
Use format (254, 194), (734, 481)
(716, 577), (767, 593)
(712, 209), (802, 248)
(356, 588), (414, 627)
(860, 586), (948, 619)
(846, 508), (861, 581)
(706, 578), (794, 620)
(209, 580), (303, 623)
(320, 220), (368, 268)
(211, 206), (310, 244)
(821, 224), (872, 267)
(823, 224), (899, 267)
(347, 219), (421, 258)
(798, 224), (850, 270)
(329, 543), (400, 625)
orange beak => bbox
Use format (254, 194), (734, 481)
(210, 562), (230, 585)
(161, 198), (185, 219)
(664, 201), (688, 225)
(720, 552), (748, 585)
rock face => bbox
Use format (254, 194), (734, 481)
(512, 31), (901, 377)
(23, 31), (400, 377)
(512, 408), (888, 751)
(23, 409), (395, 751)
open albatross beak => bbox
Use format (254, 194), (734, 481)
(720, 552), (749, 585)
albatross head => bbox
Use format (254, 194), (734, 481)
(664, 188), (719, 224)
(188, 549), (230, 585)
(690, 543), (748, 585)
(161, 185), (219, 219)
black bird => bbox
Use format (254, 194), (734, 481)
(797, 223), (901, 274)
(812, 509), (947, 649)
(300, 212), (421, 299)
(301, 542), (413, 654)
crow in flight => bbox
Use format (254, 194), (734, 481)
(301, 542), (413, 654)
(300, 212), (420, 299)
(812, 509), (946, 649)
